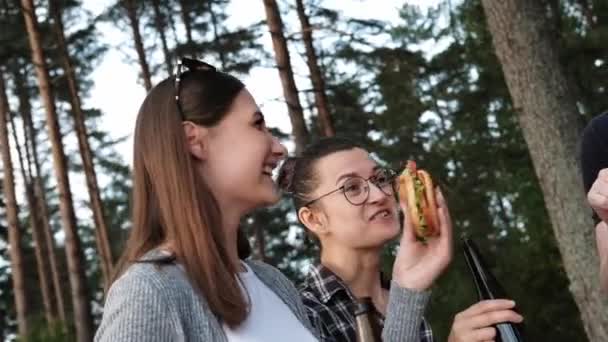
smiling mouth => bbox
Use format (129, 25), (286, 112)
(262, 163), (277, 177)
(370, 209), (391, 220)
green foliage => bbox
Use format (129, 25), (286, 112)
(18, 318), (72, 342)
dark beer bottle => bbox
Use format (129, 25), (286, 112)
(462, 237), (525, 342)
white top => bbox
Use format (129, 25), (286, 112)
(222, 263), (318, 342)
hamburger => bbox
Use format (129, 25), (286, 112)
(398, 160), (440, 239)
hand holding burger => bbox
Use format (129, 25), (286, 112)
(392, 160), (453, 291)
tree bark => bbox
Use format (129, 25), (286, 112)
(124, 0), (153, 91)
(481, 1), (608, 341)
(0, 69), (30, 339)
(8, 99), (56, 324)
(295, 0), (335, 137)
(13, 65), (67, 323)
(50, 0), (115, 290)
(179, 0), (195, 54)
(254, 224), (266, 262)
(21, 0), (94, 340)
(262, 0), (309, 154)
(151, 0), (173, 75)
(208, 1), (226, 69)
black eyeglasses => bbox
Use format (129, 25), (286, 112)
(174, 57), (216, 120)
(304, 168), (397, 207)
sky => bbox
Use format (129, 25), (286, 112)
(84, 0), (441, 165)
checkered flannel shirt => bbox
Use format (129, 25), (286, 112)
(300, 263), (434, 342)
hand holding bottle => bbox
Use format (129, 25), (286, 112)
(447, 300), (523, 342)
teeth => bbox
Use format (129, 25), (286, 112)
(372, 210), (390, 220)
(263, 164), (276, 174)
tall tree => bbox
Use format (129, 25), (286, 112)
(150, 0), (173, 75)
(49, 0), (115, 290)
(263, 0), (309, 154)
(178, 0), (195, 52)
(8, 102), (56, 324)
(14, 64), (68, 323)
(124, 0), (153, 91)
(0, 69), (30, 338)
(20, 0), (93, 339)
(481, 0), (608, 340)
(295, 0), (335, 137)
(208, 0), (227, 69)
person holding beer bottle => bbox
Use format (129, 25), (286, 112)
(278, 136), (523, 342)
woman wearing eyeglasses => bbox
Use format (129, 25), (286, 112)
(277, 137), (523, 342)
(95, 60), (426, 342)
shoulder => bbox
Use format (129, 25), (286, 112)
(96, 263), (184, 341)
(246, 259), (296, 290)
(104, 262), (187, 313)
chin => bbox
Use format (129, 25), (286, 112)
(256, 188), (281, 207)
(375, 222), (400, 240)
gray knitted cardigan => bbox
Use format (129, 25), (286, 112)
(94, 251), (429, 341)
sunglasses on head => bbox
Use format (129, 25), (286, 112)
(174, 57), (216, 120)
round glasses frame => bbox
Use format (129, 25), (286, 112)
(303, 168), (398, 207)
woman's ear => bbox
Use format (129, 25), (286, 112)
(183, 121), (208, 161)
(298, 206), (329, 237)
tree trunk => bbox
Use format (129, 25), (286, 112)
(254, 224), (266, 262)
(208, 1), (226, 69)
(295, 0), (335, 137)
(50, 0), (114, 290)
(124, 0), (153, 91)
(21, 0), (94, 340)
(8, 100), (56, 324)
(151, 0), (173, 75)
(481, 1), (608, 341)
(262, 0), (309, 154)
(13, 65), (67, 323)
(0, 69), (30, 339)
(179, 0), (195, 54)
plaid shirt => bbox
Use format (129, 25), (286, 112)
(300, 264), (434, 342)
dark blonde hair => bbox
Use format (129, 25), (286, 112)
(112, 69), (249, 327)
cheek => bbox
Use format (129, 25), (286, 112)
(325, 205), (368, 240)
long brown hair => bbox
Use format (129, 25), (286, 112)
(112, 69), (249, 327)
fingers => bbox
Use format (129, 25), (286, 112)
(398, 200), (417, 243)
(588, 169), (608, 221)
(458, 300), (516, 318)
(598, 168), (608, 182)
(471, 327), (496, 341)
(596, 222), (608, 263)
(588, 192), (608, 210)
(466, 308), (523, 329)
(450, 300), (523, 342)
(435, 187), (453, 250)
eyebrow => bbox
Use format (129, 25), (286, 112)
(335, 165), (381, 185)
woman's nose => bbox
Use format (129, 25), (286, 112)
(367, 181), (388, 204)
(271, 135), (287, 159)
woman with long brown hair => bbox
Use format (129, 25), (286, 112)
(94, 59), (431, 341)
